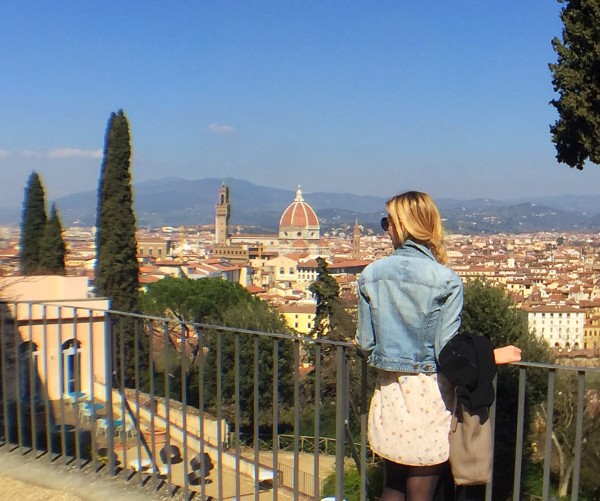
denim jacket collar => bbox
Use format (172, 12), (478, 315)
(394, 239), (435, 261)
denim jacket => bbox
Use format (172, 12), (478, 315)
(355, 240), (463, 373)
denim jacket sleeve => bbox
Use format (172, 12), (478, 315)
(355, 280), (375, 353)
(434, 274), (464, 362)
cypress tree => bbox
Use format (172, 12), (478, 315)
(39, 203), (67, 275)
(95, 109), (139, 311)
(309, 257), (340, 336)
(549, 0), (600, 169)
(95, 110), (140, 386)
(19, 171), (48, 275)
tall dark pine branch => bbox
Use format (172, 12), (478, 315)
(549, 0), (600, 169)
(95, 109), (139, 311)
(39, 203), (67, 275)
(19, 171), (48, 275)
(95, 110), (141, 385)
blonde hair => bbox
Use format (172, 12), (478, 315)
(386, 191), (448, 264)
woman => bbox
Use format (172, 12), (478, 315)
(355, 191), (520, 500)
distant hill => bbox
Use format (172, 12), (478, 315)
(2, 177), (600, 234)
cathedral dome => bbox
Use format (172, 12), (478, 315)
(279, 188), (319, 229)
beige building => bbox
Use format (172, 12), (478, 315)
(1, 275), (110, 402)
(137, 238), (173, 259)
(278, 302), (316, 335)
(525, 305), (586, 349)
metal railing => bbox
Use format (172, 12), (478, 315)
(0, 300), (599, 500)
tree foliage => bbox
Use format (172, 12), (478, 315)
(461, 279), (552, 500)
(549, 0), (600, 169)
(140, 277), (295, 426)
(309, 257), (341, 337)
(302, 259), (371, 441)
(534, 373), (600, 498)
(95, 109), (139, 313)
(39, 203), (66, 275)
(19, 172), (47, 275)
(95, 110), (139, 385)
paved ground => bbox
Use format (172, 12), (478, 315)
(0, 449), (171, 501)
(0, 447), (333, 500)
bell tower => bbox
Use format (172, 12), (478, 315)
(215, 183), (231, 245)
(352, 218), (361, 259)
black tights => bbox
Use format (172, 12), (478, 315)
(383, 460), (447, 501)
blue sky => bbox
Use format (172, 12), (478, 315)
(2, 1), (599, 210)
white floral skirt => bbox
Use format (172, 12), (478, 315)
(368, 371), (454, 466)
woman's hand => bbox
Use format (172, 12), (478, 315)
(494, 344), (521, 365)
(493, 345), (522, 365)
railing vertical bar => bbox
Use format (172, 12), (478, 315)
(104, 312), (115, 476)
(88, 310), (97, 469)
(253, 335), (260, 501)
(197, 327), (207, 499)
(542, 368), (556, 500)
(14, 300), (25, 454)
(335, 345), (346, 501)
(119, 317), (127, 475)
(216, 330), (223, 501)
(27, 303), (37, 456)
(313, 342), (322, 501)
(0, 303), (10, 447)
(72, 308), (82, 468)
(272, 338), (279, 501)
(485, 376), (497, 501)
(360, 355), (368, 501)
(512, 366), (527, 501)
(14, 306), (25, 454)
(180, 322), (189, 499)
(162, 320), (172, 493)
(234, 332), (241, 500)
(42, 306), (51, 458)
(570, 370), (586, 501)
(57, 306), (67, 464)
(293, 339), (300, 500)
(147, 319), (158, 491)
(134, 317), (142, 486)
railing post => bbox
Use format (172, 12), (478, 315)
(512, 366), (527, 501)
(542, 368), (556, 500)
(234, 332), (241, 500)
(272, 337), (280, 500)
(313, 342), (322, 501)
(360, 355), (368, 501)
(0, 303), (10, 448)
(571, 370), (586, 501)
(335, 345), (346, 501)
(104, 312), (115, 476)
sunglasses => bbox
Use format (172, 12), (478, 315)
(380, 217), (390, 232)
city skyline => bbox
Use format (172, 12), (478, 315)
(3, 1), (600, 209)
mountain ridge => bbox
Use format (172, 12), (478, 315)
(1, 177), (599, 234)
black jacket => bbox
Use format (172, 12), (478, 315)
(438, 334), (497, 423)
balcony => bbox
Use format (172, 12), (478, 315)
(0, 300), (598, 500)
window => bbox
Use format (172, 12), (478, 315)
(289, 268), (294, 274)
(279, 267), (284, 274)
(18, 342), (40, 401)
(62, 339), (82, 394)
(158, 248), (162, 256)
(148, 248), (153, 256)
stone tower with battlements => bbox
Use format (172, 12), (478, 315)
(215, 183), (231, 245)
(352, 218), (361, 259)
